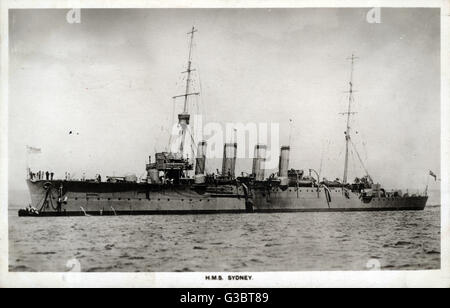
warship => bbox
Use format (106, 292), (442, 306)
(19, 27), (428, 217)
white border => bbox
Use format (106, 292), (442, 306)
(0, 0), (448, 288)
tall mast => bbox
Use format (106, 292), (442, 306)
(341, 54), (358, 184)
(183, 26), (197, 113)
(172, 26), (200, 155)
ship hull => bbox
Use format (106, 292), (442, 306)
(20, 180), (427, 217)
(22, 179), (249, 216)
(252, 186), (427, 212)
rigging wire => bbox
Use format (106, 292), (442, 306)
(192, 40), (207, 120)
(197, 66), (206, 118)
(185, 124), (198, 162)
(167, 97), (177, 151)
(319, 139), (331, 179)
(350, 139), (371, 179)
(350, 147), (357, 181)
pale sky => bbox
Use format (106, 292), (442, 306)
(8, 8), (440, 199)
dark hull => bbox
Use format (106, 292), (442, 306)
(20, 179), (428, 217)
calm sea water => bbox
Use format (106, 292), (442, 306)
(8, 205), (440, 272)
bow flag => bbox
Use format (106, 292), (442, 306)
(26, 145), (41, 154)
(429, 170), (437, 181)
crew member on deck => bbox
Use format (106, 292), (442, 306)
(45, 171), (49, 180)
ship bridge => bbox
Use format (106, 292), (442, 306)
(146, 152), (193, 184)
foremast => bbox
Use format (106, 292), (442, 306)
(146, 27), (200, 184)
(172, 26), (200, 156)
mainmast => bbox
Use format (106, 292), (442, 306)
(172, 26), (200, 155)
(341, 54), (358, 184)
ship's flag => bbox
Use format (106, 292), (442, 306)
(26, 145), (41, 154)
(429, 170), (437, 181)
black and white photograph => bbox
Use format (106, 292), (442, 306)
(0, 0), (448, 288)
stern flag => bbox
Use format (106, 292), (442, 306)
(26, 145), (41, 154)
(429, 170), (437, 181)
